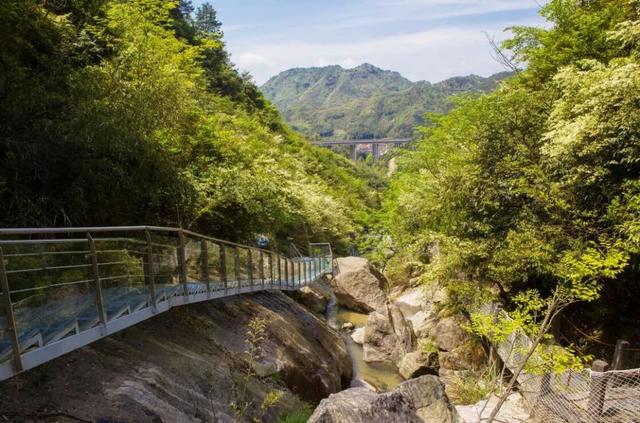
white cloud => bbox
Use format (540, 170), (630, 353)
(236, 26), (522, 85)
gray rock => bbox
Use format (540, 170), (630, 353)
(430, 316), (471, 352)
(398, 350), (439, 379)
(308, 387), (421, 423)
(396, 376), (463, 423)
(288, 280), (330, 314)
(342, 322), (355, 330)
(363, 303), (415, 364)
(439, 341), (487, 371)
(333, 257), (388, 312)
(309, 375), (461, 423)
(351, 327), (365, 345)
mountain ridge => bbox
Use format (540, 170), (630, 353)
(261, 63), (511, 140)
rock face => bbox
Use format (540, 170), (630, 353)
(288, 279), (331, 315)
(397, 376), (463, 423)
(309, 375), (461, 423)
(399, 350), (439, 379)
(0, 291), (352, 422)
(308, 388), (421, 423)
(363, 303), (415, 364)
(333, 257), (388, 312)
(430, 316), (471, 352)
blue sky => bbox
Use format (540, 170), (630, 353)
(192, 0), (548, 85)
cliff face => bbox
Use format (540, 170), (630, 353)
(0, 291), (352, 422)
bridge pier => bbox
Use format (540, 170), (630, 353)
(350, 144), (357, 161)
(372, 144), (379, 162)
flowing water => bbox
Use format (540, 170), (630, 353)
(326, 292), (404, 391)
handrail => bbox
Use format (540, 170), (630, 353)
(0, 226), (333, 382)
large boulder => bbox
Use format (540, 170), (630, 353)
(429, 316), (471, 352)
(398, 350), (439, 379)
(309, 375), (461, 423)
(439, 341), (487, 371)
(363, 303), (415, 364)
(333, 257), (388, 312)
(288, 279), (331, 315)
(308, 387), (421, 423)
(396, 376), (462, 423)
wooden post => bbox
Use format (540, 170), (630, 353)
(178, 230), (188, 297)
(587, 359), (609, 421)
(289, 260), (294, 288)
(87, 234), (107, 326)
(234, 247), (241, 292)
(247, 249), (254, 290)
(259, 250), (265, 289)
(201, 240), (210, 295)
(144, 230), (157, 308)
(219, 244), (227, 295)
(612, 340), (630, 370)
(0, 248), (23, 372)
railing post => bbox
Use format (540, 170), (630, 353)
(234, 247), (241, 292)
(219, 244), (227, 295)
(201, 239), (210, 295)
(247, 249), (254, 291)
(284, 257), (289, 289)
(303, 260), (307, 285)
(588, 360), (609, 421)
(144, 230), (157, 309)
(298, 260), (302, 287)
(259, 250), (265, 289)
(277, 255), (282, 289)
(178, 230), (188, 297)
(0, 248), (23, 372)
(289, 260), (294, 288)
(269, 252), (274, 289)
(87, 233), (107, 328)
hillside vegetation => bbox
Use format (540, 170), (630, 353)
(381, 0), (640, 356)
(261, 64), (509, 140)
(0, 0), (383, 252)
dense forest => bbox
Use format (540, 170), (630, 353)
(262, 64), (509, 140)
(0, 0), (385, 253)
(380, 0), (640, 356)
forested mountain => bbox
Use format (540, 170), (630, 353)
(0, 0), (383, 252)
(261, 64), (509, 139)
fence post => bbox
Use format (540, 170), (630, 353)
(587, 359), (609, 421)
(0, 248), (23, 372)
(178, 230), (188, 297)
(219, 244), (227, 295)
(234, 247), (241, 292)
(247, 249), (254, 291)
(259, 250), (265, 289)
(144, 230), (157, 309)
(612, 340), (630, 370)
(201, 239), (210, 295)
(87, 233), (107, 327)
(298, 261), (302, 287)
(289, 260), (294, 288)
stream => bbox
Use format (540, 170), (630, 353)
(326, 291), (404, 391)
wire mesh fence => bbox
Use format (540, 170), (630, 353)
(519, 367), (640, 423)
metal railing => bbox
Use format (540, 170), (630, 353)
(0, 226), (333, 381)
